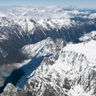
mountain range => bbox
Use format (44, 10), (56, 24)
(0, 6), (96, 96)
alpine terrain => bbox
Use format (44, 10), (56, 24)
(0, 6), (96, 96)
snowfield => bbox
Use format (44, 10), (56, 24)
(64, 40), (96, 61)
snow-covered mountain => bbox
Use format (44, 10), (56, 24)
(0, 7), (96, 65)
(21, 37), (65, 59)
(23, 40), (96, 96)
(0, 37), (65, 93)
(1, 36), (96, 96)
(0, 6), (96, 96)
(79, 31), (96, 42)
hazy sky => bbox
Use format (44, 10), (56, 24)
(0, 0), (96, 9)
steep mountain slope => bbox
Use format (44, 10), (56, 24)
(0, 7), (96, 65)
(21, 37), (65, 59)
(0, 37), (65, 92)
(16, 38), (65, 88)
(22, 40), (96, 96)
(1, 38), (96, 96)
(79, 31), (96, 42)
